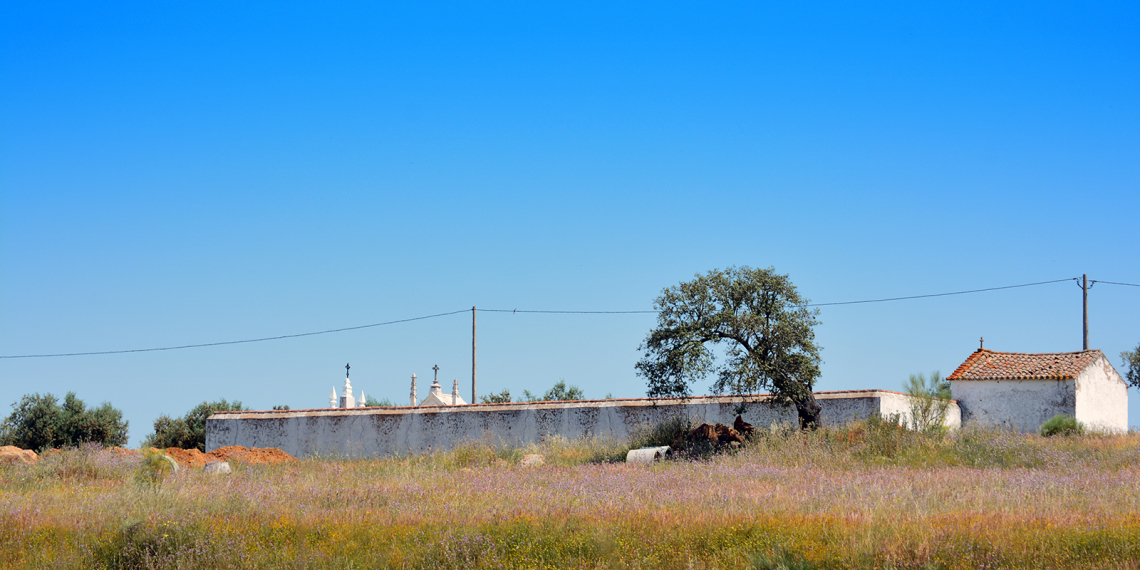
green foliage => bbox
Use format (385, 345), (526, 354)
(903, 371), (952, 431)
(543, 380), (584, 401)
(364, 395), (394, 407)
(480, 389), (512, 404)
(144, 399), (248, 452)
(1121, 343), (1140, 389)
(1040, 414), (1084, 437)
(636, 266), (824, 429)
(516, 381), (585, 402)
(134, 448), (177, 486)
(271, 405), (290, 410)
(748, 548), (816, 570)
(0, 392), (128, 451)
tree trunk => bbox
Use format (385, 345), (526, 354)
(795, 392), (822, 430)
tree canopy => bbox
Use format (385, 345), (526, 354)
(636, 266), (824, 429)
(1122, 343), (1140, 389)
(0, 392), (128, 451)
(144, 399), (248, 452)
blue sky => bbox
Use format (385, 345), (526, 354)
(2, 2), (1138, 445)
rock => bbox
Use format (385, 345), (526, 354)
(520, 453), (545, 467)
(204, 461), (231, 474)
(0, 446), (38, 465)
(733, 415), (755, 438)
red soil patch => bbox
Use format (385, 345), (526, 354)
(162, 447), (208, 468)
(205, 445), (297, 465)
(0, 446), (38, 465)
(103, 447), (141, 458)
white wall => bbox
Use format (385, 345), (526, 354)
(206, 391), (960, 459)
(1075, 354), (1129, 433)
(952, 379), (1075, 433)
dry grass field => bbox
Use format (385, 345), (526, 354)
(2, 419), (1138, 569)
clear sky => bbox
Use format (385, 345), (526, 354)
(2, 2), (1138, 446)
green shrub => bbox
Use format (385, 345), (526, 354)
(135, 448), (177, 485)
(364, 395), (394, 407)
(902, 371), (952, 432)
(143, 399), (247, 451)
(517, 380), (585, 402)
(480, 389), (512, 404)
(0, 392), (128, 451)
(1040, 414), (1084, 437)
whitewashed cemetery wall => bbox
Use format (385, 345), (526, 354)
(206, 390), (961, 459)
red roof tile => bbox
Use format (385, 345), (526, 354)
(948, 349), (1103, 381)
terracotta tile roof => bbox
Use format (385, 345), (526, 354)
(948, 349), (1103, 381)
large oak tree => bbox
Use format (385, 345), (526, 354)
(636, 266), (824, 429)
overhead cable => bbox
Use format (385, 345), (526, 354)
(1, 277), (1103, 359)
(0, 309), (469, 359)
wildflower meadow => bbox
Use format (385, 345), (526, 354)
(2, 420), (1138, 569)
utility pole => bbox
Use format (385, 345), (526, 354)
(1082, 274), (1089, 350)
(472, 306), (477, 404)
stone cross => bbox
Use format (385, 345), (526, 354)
(432, 364), (440, 382)
(346, 363), (350, 377)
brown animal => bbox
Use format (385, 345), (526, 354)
(692, 423), (718, 442)
(715, 423), (744, 444)
(733, 415), (755, 438)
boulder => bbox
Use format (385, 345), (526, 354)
(0, 446), (37, 465)
(203, 461), (232, 474)
(520, 454), (545, 467)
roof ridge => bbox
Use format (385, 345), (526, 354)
(948, 348), (1104, 381)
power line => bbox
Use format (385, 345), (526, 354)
(1092, 280), (1140, 287)
(479, 309), (655, 314)
(803, 278), (1073, 307)
(0, 277), (1096, 359)
(0, 309), (469, 359)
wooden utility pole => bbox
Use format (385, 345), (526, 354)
(1082, 274), (1089, 350)
(472, 306), (477, 404)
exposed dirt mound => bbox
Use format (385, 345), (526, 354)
(0, 446), (38, 465)
(205, 445), (297, 464)
(163, 447), (208, 468)
(102, 447), (140, 458)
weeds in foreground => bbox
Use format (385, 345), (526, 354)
(2, 423), (1139, 569)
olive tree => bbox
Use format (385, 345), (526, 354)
(144, 399), (247, 451)
(0, 392), (128, 451)
(636, 266), (824, 429)
(1122, 343), (1140, 389)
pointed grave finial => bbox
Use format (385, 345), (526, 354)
(980, 336), (984, 350)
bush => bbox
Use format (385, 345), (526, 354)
(517, 380), (585, 402)
(364, 395), (394, 407)
(144, 399), (247, 451)
(1040, 414), (1084, 437)
(0, 392), (128, 451)
(902, 371), (951, 431)
(479, 389), (512, 404)
(135, 448), (177, 485)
